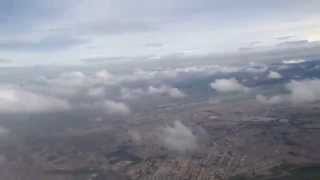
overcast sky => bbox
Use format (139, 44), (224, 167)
(0, 0), (320, 66)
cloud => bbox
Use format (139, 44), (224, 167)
(115, 64), (240, 85)
(257, 79), (320, 105)
(44, 71), (90, 97)
(145, 42), (163, 48)
(95, 70), (113, 81)
(0, 126), (9, 135)
(148, 86), (186, 98)
(121, 85), (186, 99)
(282, 59), (306, 64)
(87, 87), (106, 97)
(44, 69), (115, 98)
(210, 78), (249, 93)
(256, 94), (284, 105)
(77, 20), (158, 36)
(120, 88), (145, 100)
(160, 121), (197, 152)
(0, 87), (70, 114)
(268, 71), (282, 79)
(103, 100), (131, 115)
(0, 35), (88, 51)
(49, 71), (87, 87)
(286, 79), (320, 104)
(276, 35), (295, 41)
(0, 58), (12, 63)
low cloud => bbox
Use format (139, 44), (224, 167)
(210, 78), (249, 93)
(44, 69), (114, 98)
(286, 79), (320, 104)
(0, 87), (70, 114)
(282, 59), (306, 64)
(121, 85), (186, 99)
(95, 70), (113, 81)
(0, 35), (87, 52)
(268, 71), (282, 79)
(256, 94), (284, 105)
(160, 121), (197, 153)
(103, 100), (131, 115)
(257, 79), (320, 105)
(148, 86), (186, 98)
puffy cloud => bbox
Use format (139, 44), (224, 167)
(120, 88), (145, 100)
(286, 79), (320, 104)
(210, 78), (249, 93)
(160, 121), (197, 152)
(0, 87), (70, 114)
(53, 71), (87, 86)
(95, 70), (113, 81)
(268, 71), (282, 79)
(256, 94), (284, 104)
(121, 85), (186, 99)
(103, 100), (131, 115)
(43, 70), (115, 98)
(148, 86), (186, 98)
(257, 79), (320, 105)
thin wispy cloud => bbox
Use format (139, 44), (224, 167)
(0, 0), (318, 65)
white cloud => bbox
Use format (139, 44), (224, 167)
(286, 79), (320, 104)
(282, 59), (306, 64)
(210, 78), (249, 93)
(0, 87), (70, 114)
(95, 69), (113, 81)
(256, 79), (320, 105)
(49, 71), (87, 87)
(43, 70), (115, 98)
(121, 85), (186, 99)
(268, 71), (282, 79)
(120, 88), (145, 100)
(256, 94), (284, 104)
(103, 100), (131, 115)
(160, 121), (197, 152)
(148, 85), (186, 98)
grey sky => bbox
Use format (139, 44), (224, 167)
(0, 0), (319, 66)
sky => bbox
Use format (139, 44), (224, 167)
(0, 0), (320, 66)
